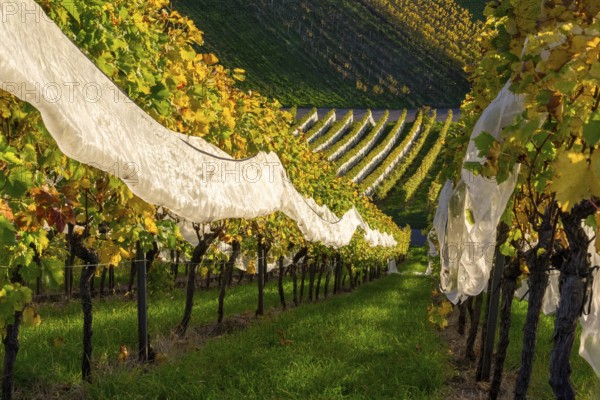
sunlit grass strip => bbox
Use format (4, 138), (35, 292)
(85, 263), (451, 399)
(312, 111), (354, 152)
(349, 109), (407, 184)
(401, 111), (452, 203)
(291, 107), (318, 135)
(306, 109), (336, 144)
(369, 110), (437, 198)
(326, 111), (375, 162)
(336, 111), (389, 177)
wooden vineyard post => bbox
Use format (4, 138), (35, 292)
(478, 223), (508, 381)
(256, 236), (265, 316)
(136, 242), (149, 361)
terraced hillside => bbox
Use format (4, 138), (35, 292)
(290, 108), (450, 229)
(174, 0), (482, 108)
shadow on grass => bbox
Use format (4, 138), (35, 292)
(65, 275), (445, 399)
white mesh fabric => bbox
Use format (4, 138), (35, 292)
(387, 259), (398, 274)
(438, 82), (523, 303)
(579, 228), (600, 376)
(432, 180), (453, 281)
(457, 81), (523, 298)
(0, 0), (396, 249)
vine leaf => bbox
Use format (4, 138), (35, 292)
(22, 306), (41, 328)
(548, 152), (600, 211)
(583, 110), (600, 147)
(0, 215), (17, 245)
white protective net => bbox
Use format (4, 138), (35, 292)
(0, 0), (396, 249)
(433, 81), (600, 375)
(434, 82), (523, 303)
(580, 227), (600, 375)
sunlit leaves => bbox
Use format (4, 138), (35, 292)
(0, 284), (32, 328)
(22, 305), (41, 328)
(548, 152), (600, 211)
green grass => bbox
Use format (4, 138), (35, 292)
(8, 250), (598, 399)
(413, 247), (600, 399)
(85, 273), (450, 399)
(9, 256), (451, 399)
(13, 277), (292, 390)
(503, 300), (600, 399)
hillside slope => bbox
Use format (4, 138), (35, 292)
(173, 0), (482, 109)
(455, 0), (488, 21)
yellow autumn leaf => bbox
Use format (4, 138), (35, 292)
(520, 259), (530, 275)
(202, 53), (219, 65)
(247, 260), (256, 275)
(98, 241), (122, 266)
(144, 217), (158, 235)
(23, 306), (41, 327)
(439, 300), (453, 316)
(222, 108), (235, 130)
(83, 236), (96, 248)
(548, 152), (600, 211)
(173, 94), (190, 108)
(119, 247), (130, 259)
(544, 48), (572, 70)
(126, 195), (154, 216)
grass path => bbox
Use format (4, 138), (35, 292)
(7, 249), (599, 399)
(84, 256), (449, 399)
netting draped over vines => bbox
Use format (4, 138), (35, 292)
(0, 0), (396, 249)
(434, 82), (523, 303)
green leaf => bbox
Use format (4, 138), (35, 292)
(536, 248), (546, 257)
(96, 52), (116, 76)
(517, 117), (541, 142)
(590, 63), (600, 80)
(583, 110), (600, 146)
(473, 132), (497, 157)
(61, 0), (81, 23)
(0, 152), (23, 165)
(500, 242), (516, 257)
(463, 161), (482, 175)
(465, 209), (475, 225)
(42, 258), (64, 289)
(20, 144), (37, 164)
(168, 234), (176, 249)
(6, 166), (34, 197)
(19, 262), (41, 286)
(554, 80), (577, 95)
(0, 216), (16, 245)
